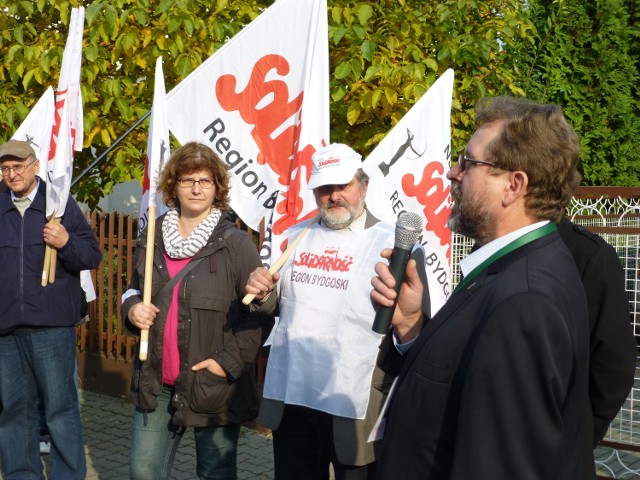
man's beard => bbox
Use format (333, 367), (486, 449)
(447, 183), (494, 244)
(320, 196), (365, 229)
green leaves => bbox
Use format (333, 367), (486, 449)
(328, 0), (537, 152)
(14, 26), (24, 45)
(0, 0), (636, 212)
(361, 40), (376, 62)
(507, 0), (640, 186)
(85, 3), (103, 26)
(356, 4), (373, 25)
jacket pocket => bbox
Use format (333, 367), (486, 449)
(190, 368), (236, 414)
(190, 294), (231, 313)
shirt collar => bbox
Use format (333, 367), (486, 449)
(460, 220), (550, 278)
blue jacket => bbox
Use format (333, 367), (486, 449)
(0, 180), (102, 334)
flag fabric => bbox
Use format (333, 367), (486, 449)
(166, 0), (329, 264)
(46, 6), (85, 218)
(11, 86), (55, 178)
(138, 57), (170, 233)
(80, 269), (97, 303)
(362, 69), (455, 316)
(62, 7), (84, 153)
(46, 100), (74, 217)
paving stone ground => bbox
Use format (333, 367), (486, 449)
(1, 389), (274, 480)
(5, 389), (631, 479)
(80, 390), (275, 480)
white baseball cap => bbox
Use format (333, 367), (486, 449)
(307, 143), (362, 190)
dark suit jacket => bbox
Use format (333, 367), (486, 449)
(376, 229), (592, 480)
(558, 218), (636, 446)
(256, 211), (429, 466)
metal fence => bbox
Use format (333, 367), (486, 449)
(561, 188), (640, 478)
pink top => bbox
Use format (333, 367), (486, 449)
(162, 254), (191, 386)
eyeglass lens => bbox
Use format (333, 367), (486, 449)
(178, 178), (214, 188)
(1, 163), (30, 175)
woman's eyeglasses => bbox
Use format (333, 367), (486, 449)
(177, 178), (215, 189)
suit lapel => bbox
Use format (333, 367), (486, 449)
(396, 231), (560, 381)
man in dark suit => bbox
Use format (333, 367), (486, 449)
(370, 96), (593, 479)
(557, 218), (636, 447)
(466, 217), (635, 450)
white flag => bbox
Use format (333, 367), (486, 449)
(47, 99), (73, 216)
(62, 7), (84, 153)
(138, 57), (170, 233)
(12, 86), (55, 178)
(363, 69), (455, 316)
(46, 7), (85, 218)
(166, 0), (329, 264)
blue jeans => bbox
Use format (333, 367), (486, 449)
(129, 385), (240, 480)
(39, 360), (80, 437)
(0, 327), (86, 480)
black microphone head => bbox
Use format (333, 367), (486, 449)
(395, 211), (423, 249)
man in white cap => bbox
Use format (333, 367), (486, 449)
(0, 140), (102, 479)
(245, 143), (428, 480)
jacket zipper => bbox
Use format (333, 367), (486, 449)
(19, 210), (25, 323)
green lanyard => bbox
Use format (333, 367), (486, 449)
(454, 222), (557, 293)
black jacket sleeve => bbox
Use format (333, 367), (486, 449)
(558, 219), (637, 446)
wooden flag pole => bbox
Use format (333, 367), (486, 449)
(48, 217), (61, 283)
(139, 205), (157, 361)
(41, 214), (56, 287)
(41, 245), (52, 286)
(242, 214), (320, 305)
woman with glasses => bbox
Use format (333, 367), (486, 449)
(122, 142), (273, 480)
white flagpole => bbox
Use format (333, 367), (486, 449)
(139, 57), (170, 361)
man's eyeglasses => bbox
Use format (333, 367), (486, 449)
(0, 159), (36, 176)
(457, 154), (507, 171)
(177, 178), (215, 189)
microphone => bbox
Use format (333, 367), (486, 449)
(372, 211), (423, 334)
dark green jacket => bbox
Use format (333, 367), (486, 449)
(123, 213), (273, 427)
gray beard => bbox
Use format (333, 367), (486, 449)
(320, 198), (365, 230)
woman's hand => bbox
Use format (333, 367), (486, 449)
(192, 358), (227, 378)
(128, 302), (160, 330)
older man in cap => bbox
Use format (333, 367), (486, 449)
(245, 143), (428, 480)
(0, 140), (101, 479)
